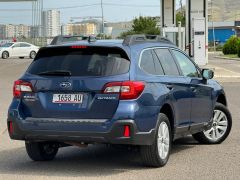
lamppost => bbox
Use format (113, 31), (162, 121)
(101, 0), (104, 38)
(211, 0), (216, 52)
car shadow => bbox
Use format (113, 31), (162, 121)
(0, 145), (143, 177)
(0, 137), (200, 177)
(173, 135), (210, 146)
(174, 136), (199, 145)
(171, 136), (198, 155)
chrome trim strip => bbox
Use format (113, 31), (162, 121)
(25, 118), (108, 124)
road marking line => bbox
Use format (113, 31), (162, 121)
(205, 65), (240, 77)
(1, 128), (7, 135)
(216, 76), (240, 78)
(213, 66), (240, 75)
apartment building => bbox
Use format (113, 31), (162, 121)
(17, 24), (31, 37)
(62, 23), (97, 36)
(5, 24), (15, 38)
(0, 24), (31, 39)
(42, 10), (61, 37)
(0, 25), (7, 39)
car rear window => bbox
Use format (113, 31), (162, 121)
(27, 46), (130, 77)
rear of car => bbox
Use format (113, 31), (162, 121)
(7, 36), (232, 168)
(8, 44), (151, 145)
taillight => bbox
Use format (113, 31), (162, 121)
(71, 45), (88, 49)
(123, 125), (130, 137)
(13, 80), (33, 98)
(8, 121), (13, 135)
(103, 81), (145, 100)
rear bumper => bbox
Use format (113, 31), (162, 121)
(7, 118), (156, 146)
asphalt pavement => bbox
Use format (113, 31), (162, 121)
(0, 57), (239, 180)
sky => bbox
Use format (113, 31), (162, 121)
(0, 0), (183, 25)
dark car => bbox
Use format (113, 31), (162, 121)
(50, 35), (89, 45)
(8, 35), (232, 167)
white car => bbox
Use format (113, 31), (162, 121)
(0, 42), (39, 59)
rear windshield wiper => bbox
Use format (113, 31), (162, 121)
(37, 71), (72, 76)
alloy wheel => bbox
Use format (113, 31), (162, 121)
(30, 51), (36, 59)
(157, 122), (170, 159)
(2, 52), (8, 59)
(204, 110), (228, 142)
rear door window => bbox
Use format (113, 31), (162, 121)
(27, 46), (130, 77)
(154, 48), (180, 76)
(140, 49), (164, 75)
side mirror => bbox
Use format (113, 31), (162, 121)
(202, 69), (214, 80)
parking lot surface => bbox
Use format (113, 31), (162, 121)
(0, 57), (239, 180)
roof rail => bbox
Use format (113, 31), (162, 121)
(122, 34), (174, 46)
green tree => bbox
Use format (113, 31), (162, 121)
(96, 34), (112, 40)
(176, 11), (186, 26)
(120, 16), (160, 38)
(223, 36), (240, 55)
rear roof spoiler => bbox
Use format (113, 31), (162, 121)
(122, 34), (174, 46)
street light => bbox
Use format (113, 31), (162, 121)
(101, 0), (104, 38)
(211, 0), (216, 52)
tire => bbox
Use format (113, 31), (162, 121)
(140, 113), (172, 167)
(192, 103), (232, 144)
(19, 57), (24, 59)
(25, 141), (59, 161)
(2, 51), (9, 59)
(29, 51), (36, 59)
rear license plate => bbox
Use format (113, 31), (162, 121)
(52, 94), (83, 104)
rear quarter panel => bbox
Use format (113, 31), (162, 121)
(127, 45), (176, 132)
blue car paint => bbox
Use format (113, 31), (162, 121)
(7, 40), (226, 145)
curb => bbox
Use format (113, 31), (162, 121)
(215, 76), (240, 78)
(214, 56), (240, 61)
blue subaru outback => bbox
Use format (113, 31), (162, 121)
(7, 35), (232, 167)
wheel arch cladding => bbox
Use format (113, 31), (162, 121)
(216, 94), (227, 106)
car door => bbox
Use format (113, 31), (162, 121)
(11, 43), (21, 57)
(20, 43), (31, 56)
(171, 49), (213, 129)
(153, 48), (192, 132)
